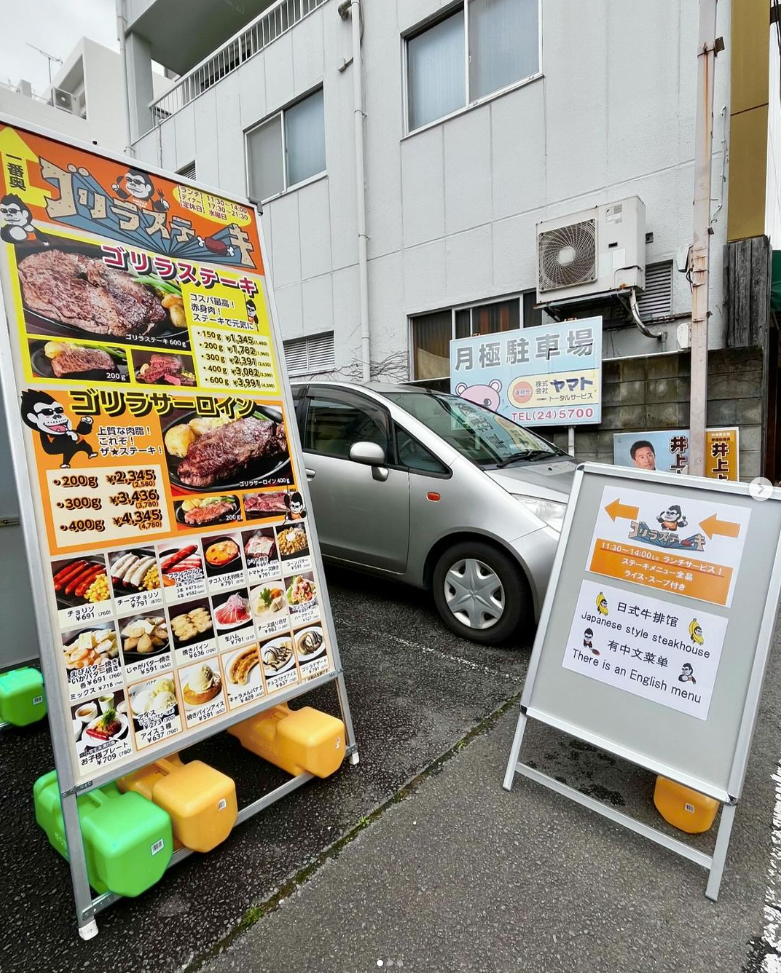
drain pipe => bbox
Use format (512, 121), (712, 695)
(627, 287), (663, 340)
(115, 0), (135, 157)
(339, 0), (371, 381)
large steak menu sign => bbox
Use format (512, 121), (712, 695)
(0, 121), (333, 780)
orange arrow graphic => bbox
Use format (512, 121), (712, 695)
(699, 513), (740, 538)
(605, 498), (640, 522)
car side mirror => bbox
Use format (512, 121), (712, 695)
(349, 441), (389, 481)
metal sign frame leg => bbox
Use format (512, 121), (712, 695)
(503, 707), (527, 791)
(504, 709), (736, 901)
(336, 671), (359, 765)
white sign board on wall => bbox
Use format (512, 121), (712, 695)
(449, 318), (603, 426)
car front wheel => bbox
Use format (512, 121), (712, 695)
(432, 540), (529, 645)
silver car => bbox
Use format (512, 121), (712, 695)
(290, 382), (575, 645)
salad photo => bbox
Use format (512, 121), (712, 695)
(285, 574), (317, 611)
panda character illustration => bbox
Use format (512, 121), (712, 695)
(111, 169), (170, 213)
(0, 194), (49, 245)
(20, 391), (96, 468)
(657, 504), (688, 532)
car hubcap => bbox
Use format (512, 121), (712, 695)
(444, 558), (505, 630)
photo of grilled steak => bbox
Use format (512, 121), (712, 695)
(138, 353), (196, 386)
(19, 249), (167, 338)
(244, 492), (288, 515)
(143, 353), (182, 383)
(176, 417), (288, 488)
(184, 501), (236, 525)
(245, 533), (276, 558)
(51, 347), (114, 376)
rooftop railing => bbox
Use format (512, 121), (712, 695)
(149, 0), (329, 127)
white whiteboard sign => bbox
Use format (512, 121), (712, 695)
(519, 464), (781, 802)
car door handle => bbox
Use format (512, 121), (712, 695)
(305, 468), (316, 480)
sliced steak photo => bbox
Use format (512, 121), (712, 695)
(51, 347), (114, 376)
(244, 493), (288, 516)
(176, 417), (288, 488)
(184, 501), (236, 525)
(19, 250), (167, 337)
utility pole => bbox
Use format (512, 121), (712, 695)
(689, 0), (721, 477)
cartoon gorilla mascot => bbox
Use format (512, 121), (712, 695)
(20, 391), (97, 468)
(112, 168), (169, 213)
(0, 194), (49, 245)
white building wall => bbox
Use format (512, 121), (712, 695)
(133, 0), (732, 375)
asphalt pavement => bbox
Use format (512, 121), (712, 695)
(3, 566), (781, 973)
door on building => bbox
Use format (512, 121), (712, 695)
(301, 387), (410, 573)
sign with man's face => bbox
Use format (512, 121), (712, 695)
(613, 428), (739, 481)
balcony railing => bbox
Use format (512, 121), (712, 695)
(149, 0), (330, 127)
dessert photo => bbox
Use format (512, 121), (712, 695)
(225, 644), (261, 688)
(178, 660), (226, 725)
(260, 634), (295, 677)
(295, 625), (326, 663)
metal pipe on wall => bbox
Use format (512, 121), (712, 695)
(340, 0), (371, 381)
(115, 0), (135, 158)
(689, 0), (719, 477)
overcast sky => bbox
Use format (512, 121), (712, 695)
(4, 0), (118, 93)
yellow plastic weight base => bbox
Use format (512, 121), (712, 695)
(653, 775), (719, 834)
(118, 753), (237, 853)
(228, 704), (346, 778)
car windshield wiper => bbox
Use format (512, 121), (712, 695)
(522, 449), (558, 462)
(489, 449), (556, 469)
(490, 453), (533, 469)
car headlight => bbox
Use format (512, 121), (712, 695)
(512, 495), (567, 532)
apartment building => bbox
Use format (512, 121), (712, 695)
(0, 38), (171, 152)
(122, 0), (781, 480)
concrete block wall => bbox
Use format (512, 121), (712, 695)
(546, 349), (764, 481)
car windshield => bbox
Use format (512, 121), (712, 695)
(383, 391), (562, 468)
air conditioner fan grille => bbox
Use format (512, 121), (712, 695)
(538, 219), (597, 292)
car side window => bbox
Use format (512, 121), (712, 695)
(395, 427), (448, 475)
(305, 395), (390, 460)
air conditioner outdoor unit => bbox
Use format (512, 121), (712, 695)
(535, 196), (646, 303)
(51, 87), (77, 114)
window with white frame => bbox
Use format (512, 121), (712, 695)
(410, 295), (527, 381)
(284, 332), (335, 377)
(406, 0), (540, 132)
(246, 87), (326, 202)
